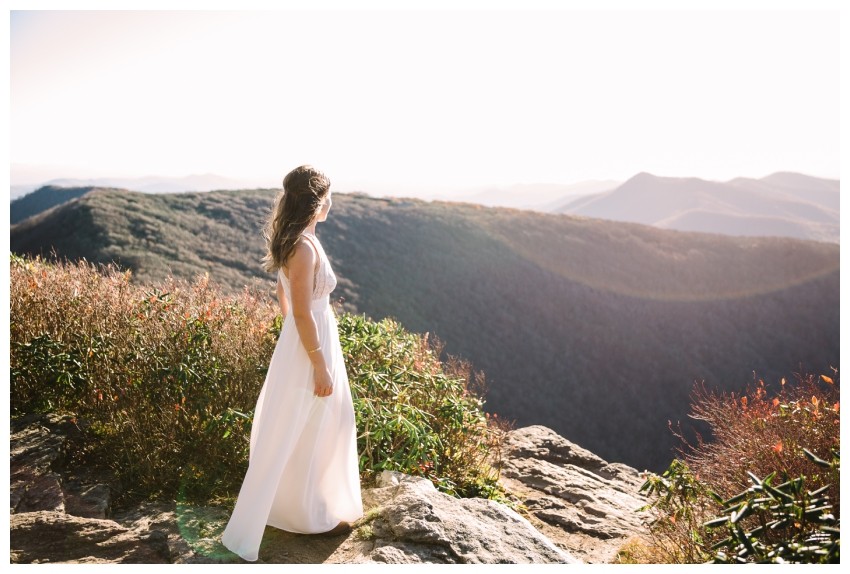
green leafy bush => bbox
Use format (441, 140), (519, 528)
(705, 453), (839, 564)
(635, 459), (715, 563)
(339, 312), (507, 498)
(9, 253), (506, 504)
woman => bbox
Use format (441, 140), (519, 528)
(221, 165), (363, 562)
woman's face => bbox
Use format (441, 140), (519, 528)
(316, 191), (332, 222)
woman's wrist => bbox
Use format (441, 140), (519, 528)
(306, 343), (325, 364)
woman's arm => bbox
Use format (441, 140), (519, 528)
(287, 239), (333, 396)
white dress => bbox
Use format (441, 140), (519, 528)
(220, 231), (363, 562)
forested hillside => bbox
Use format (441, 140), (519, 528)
(10, 185), (118, 224)
(11, 187), (839, 470)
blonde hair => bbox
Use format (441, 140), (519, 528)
(260, 165), (331, 274)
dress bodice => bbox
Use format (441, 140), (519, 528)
(278, 232), (337, 303)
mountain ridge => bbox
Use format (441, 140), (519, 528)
(10, 173), (267, 200)
(10, 187), (839, 471)
(557, 172), (839, 243)
(10, 185), (120, 225)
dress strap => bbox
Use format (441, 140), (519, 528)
(300, 233), (322, 273)
(300, 232), (319, 255)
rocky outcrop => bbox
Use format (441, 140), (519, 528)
(498, 425), (648, 563)
(9, 416), (644, 564)
(354, 470), (578, 563)
(10, 414), (72, 515)
(10, 511), (170, 564)
(9, 414), (174, 564)
(10, 413), (116, 520)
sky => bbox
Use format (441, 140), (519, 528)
(7, 1), (843, 198)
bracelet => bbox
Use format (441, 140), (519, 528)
(307, 345), (322, 354)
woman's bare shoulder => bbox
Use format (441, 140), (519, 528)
(285, 237), (318, 277)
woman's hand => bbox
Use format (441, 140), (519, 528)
(313, 366), (334, 398)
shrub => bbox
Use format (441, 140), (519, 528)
(633, 459), (715, 563)
(10, 252), (276, 500)
(9, 252), (506, 504)
(682, 373), (840, 510)
(339, 312), (509, 498)
(635, 372), (840, 564)
(705, 454), (839, 564)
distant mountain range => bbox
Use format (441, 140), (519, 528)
(10, 185), (839, 472)
(446, 180), (621, 212)
(558, 172), (839, 243)
(10, 173), (267, 200)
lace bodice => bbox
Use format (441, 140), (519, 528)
(278, 232), (337, 302)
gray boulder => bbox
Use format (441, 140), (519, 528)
(498, 425), (648, 563)
(355, 470), (579, 564)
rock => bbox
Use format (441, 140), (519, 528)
(8, 415), (218, 565)
(9, 413), (72, 472)
(10, 413), (72, 514)
(9, 415), (644, 564)
(10, 413), (113, 519)
(10, 511), (171, 564)
(355, 470), (579, 564)
(64, 481), (112, 519)
(498, 425), (649, 563)
(12, 473), (65, 514)
(111, 501), (229, 564)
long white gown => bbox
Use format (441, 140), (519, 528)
(220, 231), (363, 562)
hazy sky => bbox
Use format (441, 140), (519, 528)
(9, 3), (841, 196)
